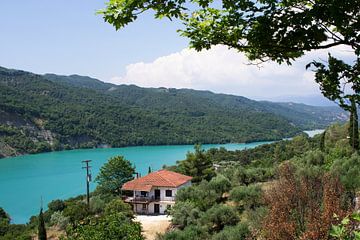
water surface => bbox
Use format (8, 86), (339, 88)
(0, 142), (271, 223)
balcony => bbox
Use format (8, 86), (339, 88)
(122, 195), (175, 203)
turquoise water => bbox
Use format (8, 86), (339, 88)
(0, 142), (271, 223)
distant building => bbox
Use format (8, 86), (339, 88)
(122, 169), (192, 214)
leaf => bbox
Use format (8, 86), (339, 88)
(341, 217), (350, 225)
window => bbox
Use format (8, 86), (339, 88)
(142, 204), (147, 210)
(165, 190), (172, 197)
(140, 191), (147, 197)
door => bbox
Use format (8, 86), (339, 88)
(155, 189), (160, 200)
(154, 204), (160, 214)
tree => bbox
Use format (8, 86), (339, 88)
(199, 204), (239, 232)
(95, 155), (135, 195)
(148, 166), (152, 174)
(349, 99), (359, 151)
(62, 202), (89, 226)
(176, 144), (215, 183)
(38, 208), (47, 240)
(0, 207), (10, 236)
(320, 130), (326, 152)
(104, 198), (134, 219)
(100, 0), (360, 147)
(262, 162), (350, 240)
(48, 199), (66, 212)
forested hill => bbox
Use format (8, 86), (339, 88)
(44, 72), (347, 129)
(0, 66), (347, 158)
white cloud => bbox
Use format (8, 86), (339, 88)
(108, 45), (355, 99)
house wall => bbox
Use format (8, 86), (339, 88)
(131, 181), (192, 214)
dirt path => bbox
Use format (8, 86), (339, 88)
(135, 215), (171, 240)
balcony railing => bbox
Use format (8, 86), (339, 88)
(123, 195), (176, 203)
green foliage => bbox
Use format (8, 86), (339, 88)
(211, 223), (250, 240)
(48, 199), (66, 212)
(208, 174), (231, 195)
(89, 195), (106, 214)
(104, 198), (133, 219)
(331, 153), (360, 195)
(1, 66), (345, 158)
(66, 212), (144, 240)
(229, 185), (262, 210)
(176, 145), (215, 183)
(38, 208), (47, 240)
(199, 204), (239, 232)
(330, 213), (360, 240)
(95, 155), (135, 195)
(100, 0), (359, 149)
(0, 207), (10, 236)
(349, 99), (359, 151)
(0, 224), (32, 240)
(160, 124), (360, 239)
(50, 211), (69, 230)
(158, 225), (209, 240)
(62, 201), (89, 225)
(175, 181), (221, 211)
(170, 201), (201, 229)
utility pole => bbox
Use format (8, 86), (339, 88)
(82, 160), (92, 207)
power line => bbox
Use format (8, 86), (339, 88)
(82, 160), (92, 207)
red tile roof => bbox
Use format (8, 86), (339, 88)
(122, 169), (192, 192)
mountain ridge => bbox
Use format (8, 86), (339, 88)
(0, 66), (348, 158)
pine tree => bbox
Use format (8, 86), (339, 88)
(320, 130), (326, 152)
(38, 208), (47, 240)
(349, 99), (359, 152)
(148, 166), (152, 174)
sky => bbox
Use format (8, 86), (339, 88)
(0, 1), (353, 105)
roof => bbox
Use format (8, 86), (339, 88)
(122, 169), (192, 192)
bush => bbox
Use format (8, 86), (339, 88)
(104, 199), (133, 218)
(62, 202), (89, 225)
(176, 181), (220, 211)
(159, 225), (209, 240)
(229, 185), (263, 210)
(208, 174), (231, 195)
(170, 201), (201, 229)
(50, 211), (69, 230)
(48, 199), (66, 212)
(89, 195), (106, 214)
(67, 213), (143, 240)
(200, 204), (239, 232)
(211, 223), (250, 240)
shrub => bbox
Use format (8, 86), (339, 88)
(48, 199), (66, 212)
(89, 195), (106, 214)
(200, 204), (239, 232)
(170, 201), (201, 229)
(229, 184), (263, 210)
(104, 199), (133, 218)
(211, 223), (250, 240)
(208, 174), (231, 195)
(62, 202), (89, 225)
(50, 211), (69, 230)
(159, 225), (209, 240)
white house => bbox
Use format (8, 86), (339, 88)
(122, 169), (192, 214)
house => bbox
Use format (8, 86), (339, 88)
(122, 169), (192, 214)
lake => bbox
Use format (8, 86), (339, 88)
(0, 141), (272, 223)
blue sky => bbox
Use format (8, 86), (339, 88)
(0, 1), (350, 105)
(0, 0), (187, 80)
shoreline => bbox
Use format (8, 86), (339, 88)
(0, 128), (325, 160)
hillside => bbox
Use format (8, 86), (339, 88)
(0, 66), (347, 158)
(43, 74), (348, 130)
